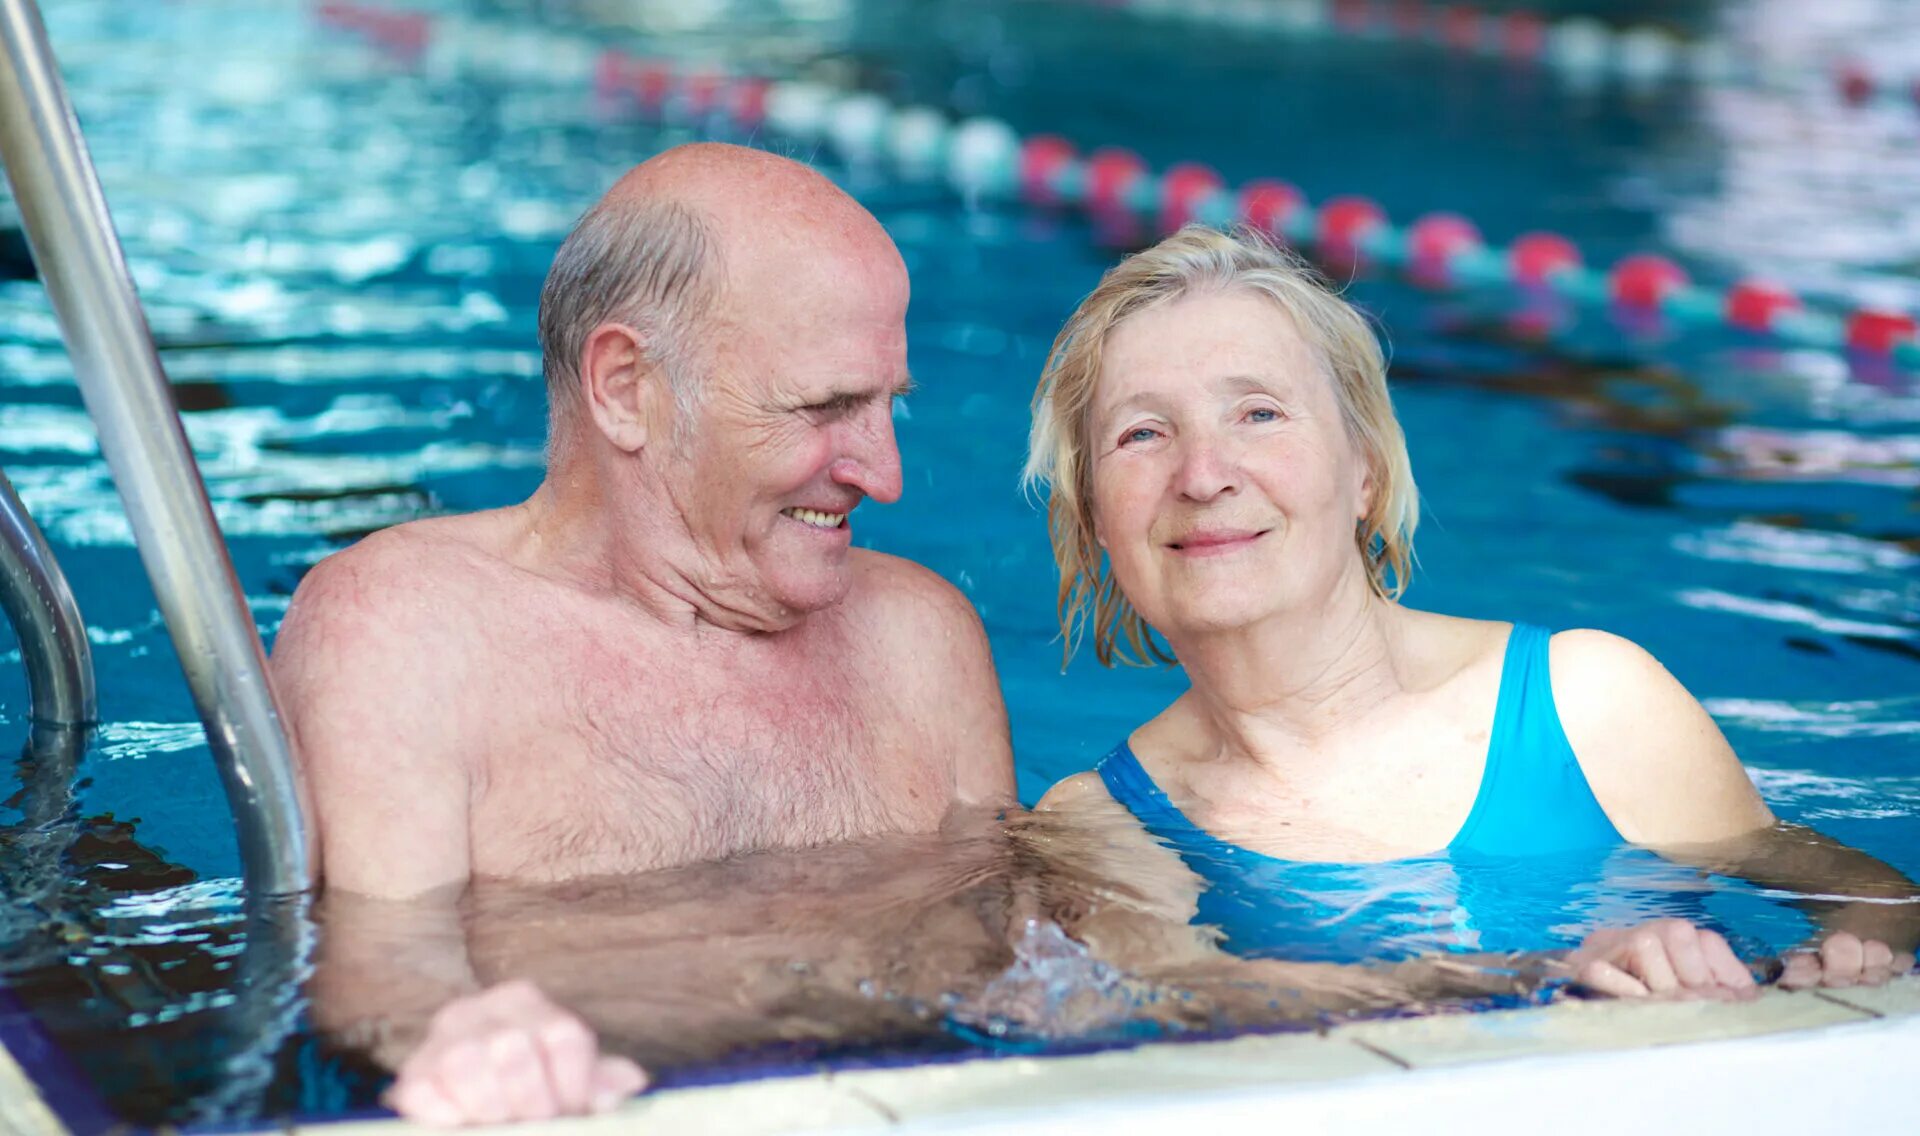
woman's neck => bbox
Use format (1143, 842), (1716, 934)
(1168, 577), (1406, 780)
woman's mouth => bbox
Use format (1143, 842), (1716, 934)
(1168, 528), (1269, 555)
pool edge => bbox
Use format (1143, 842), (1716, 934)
(262, 975), (1919, 1134)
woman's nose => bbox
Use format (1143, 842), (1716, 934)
(1173, 436), (1240, 502)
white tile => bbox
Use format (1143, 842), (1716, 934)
(0, 1043), (69, 1136)
(1338, 989), (1871, 1069)
(297, 1075), (888, 1136)
(831, 1031), (1399, 1122)
(1815, 973), (1920, 1018)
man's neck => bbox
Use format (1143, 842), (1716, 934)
(511, 453), (807, 637)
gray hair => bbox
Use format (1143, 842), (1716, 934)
(536, 198), (719, 438)
(1024, 224), (1419, 667)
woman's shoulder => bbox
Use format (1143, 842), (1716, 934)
(1037, 770), (1114, 813)
(1545, 627), (1694, 721)
(1543, 627), (1774, 844)
(1386, 608), (1513, 689)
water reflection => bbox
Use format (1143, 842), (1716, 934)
(311, 804), (1537, 1089)
(2, 794), (1913, 1125)
(308, 802), (1845, 1087)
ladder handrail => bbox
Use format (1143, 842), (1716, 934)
(0, 463), (92, 731)
(0, 0), (314, 895)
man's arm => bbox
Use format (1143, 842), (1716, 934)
(280, 536), (645, 1124)
(1554, 629), (1920, 969)
(856, 552), (1015, 804)
(274, 534), (486, 1047)
(271, 535), (475, 897)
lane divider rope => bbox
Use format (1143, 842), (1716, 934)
(1055, 0), (1920, 113)
(312, 1), (1920, 368)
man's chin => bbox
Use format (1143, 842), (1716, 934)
(762, 564), (856, 621)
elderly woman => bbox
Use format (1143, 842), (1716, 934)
(1028, 225), (1916, 992)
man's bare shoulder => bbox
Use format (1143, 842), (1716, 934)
(842, 550), (1013, 800)
(281, 516), (507, 638)
(843, 549), (980, 637)
(272, 511), (527, 706)
(272, 515), (518, 895)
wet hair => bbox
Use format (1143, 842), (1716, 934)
(536, 197), (719, 441)
(1021, 224), (1419, 668)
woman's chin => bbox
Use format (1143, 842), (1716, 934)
(1159, 602), (1284, 639)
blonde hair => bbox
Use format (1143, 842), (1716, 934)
(1022, 224), (1419, 667)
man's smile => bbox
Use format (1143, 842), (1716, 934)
(780, 506), (850, 530)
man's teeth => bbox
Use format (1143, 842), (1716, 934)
(782, 507), (847, 529)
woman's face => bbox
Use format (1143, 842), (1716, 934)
(1088, 289), (1373, 640)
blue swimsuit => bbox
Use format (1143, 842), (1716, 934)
(1094, 623), (1632, 960)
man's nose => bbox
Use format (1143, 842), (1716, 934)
(1174, 434), (1240, 503)
(830, 404), (905, 504)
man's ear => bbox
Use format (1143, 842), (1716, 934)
(581, 322), (660, 453)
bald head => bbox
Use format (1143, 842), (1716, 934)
(537, 143), (905, 441)
(603, 142), (899, 272)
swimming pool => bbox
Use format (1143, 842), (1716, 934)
(2, 0), (1918, 1125)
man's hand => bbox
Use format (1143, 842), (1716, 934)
(1777, 931), (1917, 990)
(1562, 919), (1758, 999)
(385, 980), (648, 1127)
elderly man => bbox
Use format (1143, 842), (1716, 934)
(272, 142), (1014, 1122)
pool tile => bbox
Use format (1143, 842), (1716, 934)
(0, 1043), (68, 1136)
(1336, 989), (1871, 1069)
(298, 1076), (889, 1136)
(1815, 974), (1920, 1018)
(829, 1032), (1400, 1122)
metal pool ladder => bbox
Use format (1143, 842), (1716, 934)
(0, 0), (314, 894)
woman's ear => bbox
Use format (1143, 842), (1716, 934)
(580, 322), (658, 453)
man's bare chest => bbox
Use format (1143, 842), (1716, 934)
(469, 647), (953, 880)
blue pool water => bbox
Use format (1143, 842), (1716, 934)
(3, 0), (1920, 1124)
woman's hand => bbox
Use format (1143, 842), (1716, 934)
(1777, 931), (1917, 990)
(385, 980), (648, 1127)
(1562, 919), (1758, 999)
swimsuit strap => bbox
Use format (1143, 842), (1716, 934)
(1095, 742), (1254, 862)
(1448, 623), (1622, 856)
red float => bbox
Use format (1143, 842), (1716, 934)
(1160, 163), (1224, 233)
(728, 79), (770, 128)
(1332, 0), (1371, 33)
(1725, 280), (1800, 332)
(389, 13), (429, 58)
(635, 62), (674, 109)
(1392, 0), (1428, 37)
(1238, 180), (1305, 239)
(1509, 232), (1581, 285)
(1020, 135), (1077, 204)
(1439, 6), (1483, 51)
(1086, 148), (1148, 215)
(1847, 309), (1918, 354)
(1408, 213), (1482, 281)
(1609, 254), (1688, 309)
(682, 71), (723, 116)
(1502, 11), (1546, 59)
(1319, 196), (1388, 261)
(593, 49), (630, 97)
(1838, 64), (1875, 106)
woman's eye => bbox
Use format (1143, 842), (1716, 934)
(1246, 407), (1281, 423)
(1122, 427), (1160, 445)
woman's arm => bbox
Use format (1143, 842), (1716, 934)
(1026, 771), (1756, 1016)
(1553, 629), (1920, 971)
